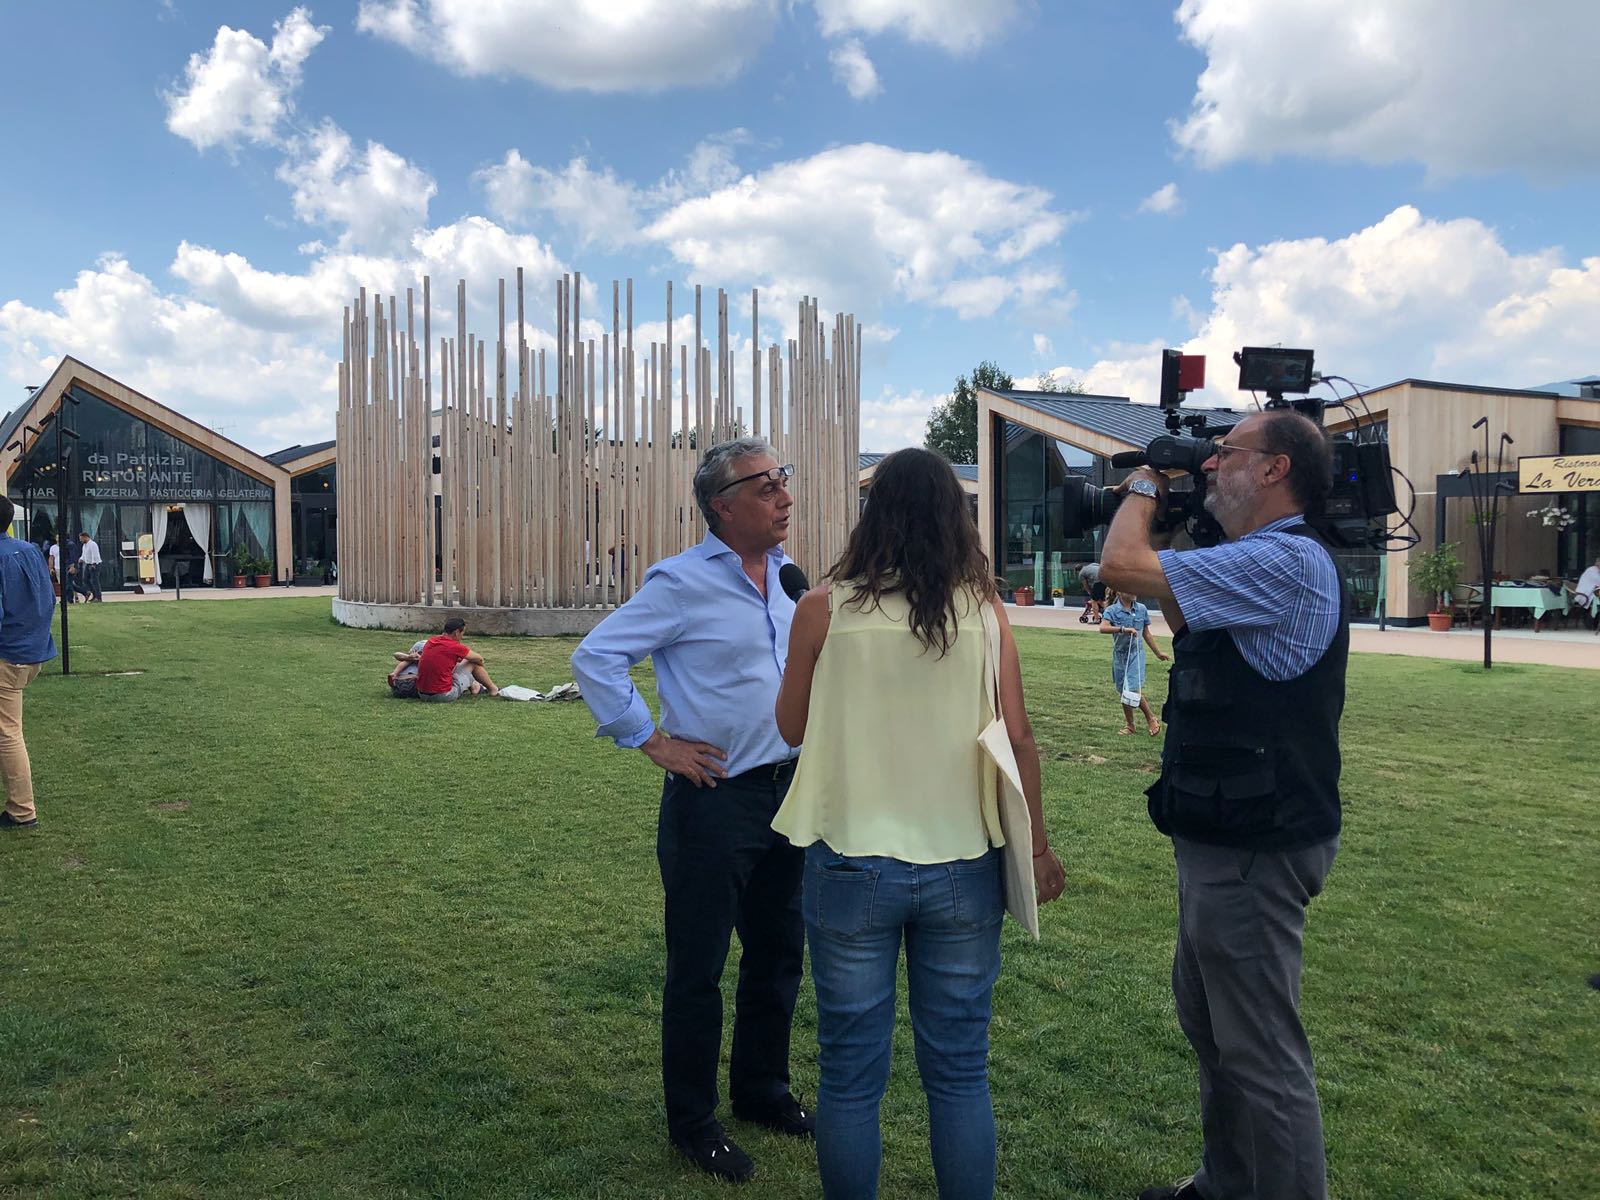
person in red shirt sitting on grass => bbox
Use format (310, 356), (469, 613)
(417, 617), (501, 701)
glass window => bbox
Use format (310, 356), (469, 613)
(1003, 424), (1045, 501)
(1559, 425), (1600, 455)
(291, 465), (336, 496)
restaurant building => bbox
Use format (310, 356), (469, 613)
(1, 358), (295, 592)
(977, 378), (1600, 624)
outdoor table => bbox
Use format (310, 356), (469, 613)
(1490, 584), (1569, 631)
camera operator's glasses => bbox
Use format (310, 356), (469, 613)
(1210, 440), (1272, 462)
(716, 464), (795, 495)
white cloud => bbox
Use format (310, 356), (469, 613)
(649, 131), (752, 205)
(2, 210), (569, 449)
(1173, 0), (1600, 175)
(1138, 182), (1182, 215)
(164, 7), (327, 150)
(1073, 206), (1600, 407)
(355, 0), (778, 91)
(813, 0), (1020, 53)
(862, 386), (945, 450)
(829, 39), (882, 100)
(277, 121), (437, 251)
(474, 151), (642, 247)
(645, 143), (1069, 323)
(1032, 333), (1052, 358)
(0, 255), (337, 447)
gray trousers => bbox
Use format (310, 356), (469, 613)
(1172, 835), (1338, 1200)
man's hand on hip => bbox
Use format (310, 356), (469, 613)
(641, 730), (728, 788)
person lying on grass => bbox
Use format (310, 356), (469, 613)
(386, 640), (426, 698)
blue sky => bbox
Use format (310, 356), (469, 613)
(3, 1), (1597, 453)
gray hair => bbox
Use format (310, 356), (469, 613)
(694, 437), (779, 530)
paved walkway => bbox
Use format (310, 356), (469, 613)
(1006, 602), (1600, 669)
(94, 584), (338, 603)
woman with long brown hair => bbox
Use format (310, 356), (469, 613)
(773, 447), (1064, 1198)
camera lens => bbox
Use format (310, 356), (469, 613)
(1060, 478), (1120, 538)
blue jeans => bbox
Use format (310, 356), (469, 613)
(803, 842), (1003, 1200)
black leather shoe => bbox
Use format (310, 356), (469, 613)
(671, 1124), (756, 1183)
(0, 812), (38, 829)
(732, 1093), (815, 1139)
(1138, 1179), (1205, 1200)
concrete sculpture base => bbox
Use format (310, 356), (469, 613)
(333, 598), (610, 637)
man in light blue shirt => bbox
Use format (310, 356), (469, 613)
(0, 496), (59, 830)
(572, 437), (810, 1182)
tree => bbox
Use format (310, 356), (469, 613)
(1032, 368), (1085, 395)
(925, 360), (1012, 464)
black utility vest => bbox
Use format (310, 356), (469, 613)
(1146, 524), (1349, 851)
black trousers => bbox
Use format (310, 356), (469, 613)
(656, 761), (805, 1140)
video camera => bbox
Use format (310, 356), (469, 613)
(1058, 347), (1398, 549)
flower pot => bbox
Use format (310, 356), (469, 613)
(231, 575), (246, 589)
(1014, 588), (1034, 607)
(253, 573), (272, 587)
(1426, 611), (1454, 631)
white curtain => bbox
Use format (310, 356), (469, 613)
(184, 504), (213, 582)
(150, 505), (169, 586)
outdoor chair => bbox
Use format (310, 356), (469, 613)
(1567, 586), (1599, 634)
(1450, 584), (1483, 629)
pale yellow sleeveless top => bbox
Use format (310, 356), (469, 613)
(771, 584), (1003, 863)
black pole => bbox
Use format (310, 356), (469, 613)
(55, 411), (69, 676)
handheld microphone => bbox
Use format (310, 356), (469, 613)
(778, 563), (810, 602)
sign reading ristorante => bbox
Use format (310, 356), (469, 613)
(1518, 453), (1600, 494)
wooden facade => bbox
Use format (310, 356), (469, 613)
(337, 275), (861, 609)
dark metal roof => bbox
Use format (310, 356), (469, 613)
(1363, 377), (1571, 401)
(0, 395), (35, 456)
(858, 451), (978, 483)
(1524, 374), (1600, 398)
(265, 438), (336, 466)
(991, 389), (1245, 447)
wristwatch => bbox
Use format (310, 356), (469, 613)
(1126, 477), (1160, 500)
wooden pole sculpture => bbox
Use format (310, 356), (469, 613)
(337, 276), (861, 617)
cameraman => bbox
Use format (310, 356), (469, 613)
(1099, 409), (1345, 1200)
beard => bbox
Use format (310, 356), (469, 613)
(1202, 469), (1262, 534)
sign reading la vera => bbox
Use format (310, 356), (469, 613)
(1518, 453), (1600, 494)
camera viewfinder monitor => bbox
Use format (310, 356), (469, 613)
(1237, 347), (1315, 394)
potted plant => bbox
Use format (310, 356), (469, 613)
(1014, 584), (1035, 607)
(1050, 587), (1065, 607)
(229, 543), (250, 588)
(252, 555), (273, 587)
(1408, 542), (1462, 631)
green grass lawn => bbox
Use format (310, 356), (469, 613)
(1, 598), (1596, 1199)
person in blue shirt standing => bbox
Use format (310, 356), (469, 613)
(1099, 590), (1168, 736)
(0, 496), (59, 830)
(572, 437), (810, 1183)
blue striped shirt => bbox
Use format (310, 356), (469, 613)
(571, 532), (797, 775)
(1157, 514), (1340, 682)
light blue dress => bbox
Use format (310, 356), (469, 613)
(1105, 599), (1150, 697)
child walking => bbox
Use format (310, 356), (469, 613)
(1099, 591), (1168, 736)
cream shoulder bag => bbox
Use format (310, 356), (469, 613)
(979, 600), (1041, 940)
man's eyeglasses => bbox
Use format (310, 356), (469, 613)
(1210, 440), (1273, 462)
(716, 464), (795, 495)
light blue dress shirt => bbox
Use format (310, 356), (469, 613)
(571, 532), (798, 776)
(1157, 513), (1341, 683)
